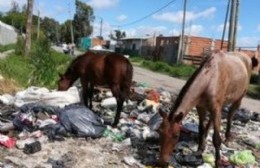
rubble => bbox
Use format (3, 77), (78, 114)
(0, 82), (259, 168)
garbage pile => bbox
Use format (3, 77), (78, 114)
(0, 82), (259, 168)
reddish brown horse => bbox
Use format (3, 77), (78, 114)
(158, 51), (258, 167)
(58, 51), (133, 126)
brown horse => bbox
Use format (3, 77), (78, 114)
(158, 51), (258, 167)
(58, 51), (133, 126)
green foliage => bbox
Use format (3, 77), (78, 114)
(60, 20), (73, 43)
(15, 35), (25, 55)
(0, 39), (71, 89)
(129, 56), (144, 63)
(250, 74), (260, 84)
(109, 30), (126, 41)
(0, 44), (16, 52)
(73, 0), (94, 41)
(141, 60), (196, 79)
(247, 84), (260, 100)
(0, 53), (33, 86)
(29, 38), (56, 88)
(41, 17), (59, 42)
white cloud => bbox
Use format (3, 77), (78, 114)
(92, 20), (114, 39)
(257, 24), (260, 31)
(237, 36), (259, 47)
(117, 14), (127, 22)
(216, 23), (242, 32)
(0, 0), (26, 12)
(169, 29), (180, 36)
(153, 7), (216, 24)
(185, 24), (204, 36)
(87, 0), (119, 9)
(54, 5), (67, 14)
(124, 25), (168, 37)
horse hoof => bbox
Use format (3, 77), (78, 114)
(111, 123), (118, 128)
(224, 137), (234, 147)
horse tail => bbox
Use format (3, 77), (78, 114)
(251, 56), (258, 69)
(124, 60), (134, 100)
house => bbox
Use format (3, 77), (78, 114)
(119, 34), (259, 68)
(0, 21), (17, 45)
(155, 35), (228, 65)
(119, 36), (155, 55)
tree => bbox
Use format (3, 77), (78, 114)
(73, 0), (94, 42)
(24, 0), (34, 57)
(0, 1), (26, 33)
(109, 30), (126, 41)
(41, 17), (60, 42)
(0, 12), (3, 20)
(60, 20), (72, 43)
(9, 1), (20, 13)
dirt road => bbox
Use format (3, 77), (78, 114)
(133, 65), (260, 113)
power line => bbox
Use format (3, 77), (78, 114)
(116, 0), (178, 28)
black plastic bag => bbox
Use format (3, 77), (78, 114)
(57, 104), (106, 138)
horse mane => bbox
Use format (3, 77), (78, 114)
(63, 53), (86, 78)
(169, 55), (213, 120)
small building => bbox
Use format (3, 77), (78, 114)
(0, 21), (17, 45)
(78, 37), (106, 50)
(119, 37), (153, 55)
(155, 35), (228, 65)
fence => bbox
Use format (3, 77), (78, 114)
(0, 21), (17, 45)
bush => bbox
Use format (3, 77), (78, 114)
(0, 38), (71, 89)
(0, 53), (33, 86)
(0, 43), (16, 52)
(141, 59), (195, 79)
(250, 74), (260, 84)
(15, 35), (25, 55)
(29, 37), (71, 89)
(247, 85), (260, 100)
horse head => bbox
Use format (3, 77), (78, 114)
(158, 109), (184, 166)
(58, 73), (72, 91)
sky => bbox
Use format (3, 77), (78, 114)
(0, 0), (260, 47)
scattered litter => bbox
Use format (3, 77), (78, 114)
(0, 83), (259, 167)
(0, 133), (16, 148)
(229, 150), (256, 166)
(23, 141), (41, 154)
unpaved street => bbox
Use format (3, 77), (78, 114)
(133, 65), (260, 113)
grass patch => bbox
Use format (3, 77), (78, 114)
(0, 43), (16, 52)
(247, 84), (260, 100)
(0, 53), (33, 86)
(130, 57), (196, 79)
(0, 48), (71, 90)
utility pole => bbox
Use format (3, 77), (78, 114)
(233, 0), (240, 50)
(24, 0), (34, 57)
(68, 2), (74, 44)
(228, 0), (237, 51)
(99, 17), (103, 38)
(221, 0), (231, 50)
(177, 0), (187, 64)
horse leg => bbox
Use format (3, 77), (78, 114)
(225, 97), (242, 144)
(111, 84), (125, 127)
(211, 105), (223, 168)
(88, 83), (94, 109)
(196, 106), (208, 153)
(81, 80), (89, 107)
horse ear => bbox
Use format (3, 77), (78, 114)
(159, 108), (168, 119)
(174, 112), (184, 123)
(251, 56), (258, 68)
